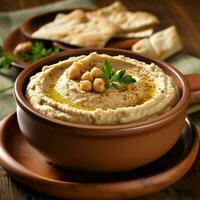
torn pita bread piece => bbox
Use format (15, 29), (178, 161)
(132, 38), (157, 57)
(54, 13), (66, 21)
(31, 10), (119, 48)
(52, 9), (86, 23)
(91, 1), (127, 15)
(132, 26), (183, 60)
(115, 28), (154, 38)
(87, 1), (159, 32)
(53, 2), (126, 26)
(54, 1), (126, 22)
(53, 13), (154, 39)
(150, 26), (183, 59)
(52, 1), (157, 39)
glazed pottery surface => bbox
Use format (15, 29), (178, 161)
(14, 48), (190, 172)
(0, 113), (198, 200)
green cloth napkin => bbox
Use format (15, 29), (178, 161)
(0, 0), (200, 131)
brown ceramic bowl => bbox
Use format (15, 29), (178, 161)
(14, 48), (190, 173)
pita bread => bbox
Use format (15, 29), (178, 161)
(54, 13), (66, 21)
(54, 12), (154, 39)
(132, 38), (157, 57)
(32, 10), (119, 48)
(54, 1), (126, 22)
(87, 1), (159, 32)
(90, 1), (127, 15)
(53, 1), (126, 23)
(52, 9), (86, 23)
(132, 26), (182, 60)
(53, 10), (85, 21)
(116, 28), (154, 38)
(149, 26), (182, 59)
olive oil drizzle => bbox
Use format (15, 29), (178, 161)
(45, 76), (155, 111)
(143, 80), (156, 102)
(46, 87), (96, 111)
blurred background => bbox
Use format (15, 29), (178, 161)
(0, 0), (200, 57)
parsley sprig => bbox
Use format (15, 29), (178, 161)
(0, 47), (15, 69)
(102, 60), (136, 89)
(20, 41), (59, 63)
(0, 47), (15, 94)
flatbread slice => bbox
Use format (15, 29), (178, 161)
(149, 26), (182, 60)
(53, 1), (126, 23)
(54, 13), (67, 21)
(32, 10), (119, 48)
(116, 28), (154, 38)
(54, 13), (154, 38)
(90, 1), (127, 15)
(132, 38), (157, 57)
(87, 1), (159, 32)
(52, 9), (86, 23)
(132, 26), (182, 60)
(53, 2), (157, 38)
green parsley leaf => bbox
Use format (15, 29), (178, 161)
(0, 47), (5, 57)
(104, 60), (112, 75)
(0, 47), (15, 94)
(19, 41), (60, 63)
(118, 69), (126, 79)
(111, 69), (125, 81)
(20, 52), (31, 61)
(121, 75), (136, 84)
(111, 82), (120, 89)
(102, 60), (113, 89)
(101, 60), (136, 90)
(0, 47), (15, 69)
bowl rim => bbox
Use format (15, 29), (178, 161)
(14, 48), (190, 136)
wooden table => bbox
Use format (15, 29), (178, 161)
(1, 0), (200, 199)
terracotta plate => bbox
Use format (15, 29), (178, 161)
(0, 113), (199, 200)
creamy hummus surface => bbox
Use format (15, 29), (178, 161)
(26, 52), (179, 125)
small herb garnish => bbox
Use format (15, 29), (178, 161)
(101, 60), (136, 89)
(20, 41), (60, 63)
(0, 47), (15, 94)
(0, 47), (15, 69)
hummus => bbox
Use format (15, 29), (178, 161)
(26, 52), (179, 125)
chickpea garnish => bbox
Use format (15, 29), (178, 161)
(14, 41), (33, 55)
(90, 67), (102, 78)
(93, 78), (105, 93)
(74, 62), (85, 73)
(68, 64), (81, 80)
(81, 71), (93, 81)
(80, 80), (92, 92)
